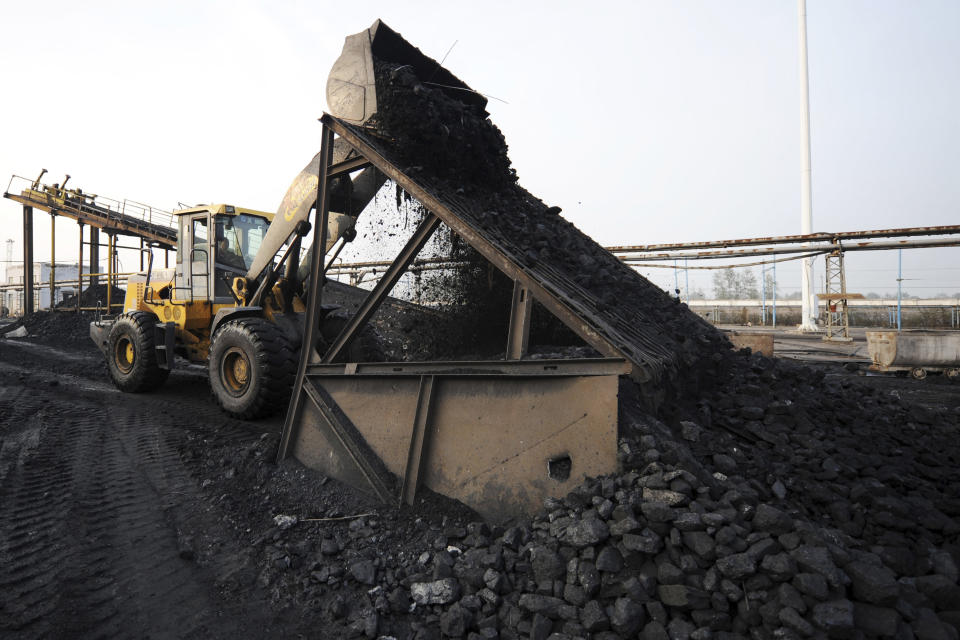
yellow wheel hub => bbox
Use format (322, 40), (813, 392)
(232, 357), (249, 385)
(221, 347), (251, 395)
(114, 337), (135, 374)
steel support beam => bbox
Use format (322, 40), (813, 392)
(22, 205), (33, 316)
(89, 227), (99, 289)
(506, 280), (533, 360)
(106, 233), (114, 311)
(279, 125), (336, 461)
(328, 156), (372, 178)
(823, 250), (853, 341)
(49, 213), (56, 309)
(399, 375), (436, 506)
(322, 212), (441, 364)
(77, 221), (83, 313)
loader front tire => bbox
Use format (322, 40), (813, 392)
(209, 318), (297, 419)
(106, 311), (170, 392)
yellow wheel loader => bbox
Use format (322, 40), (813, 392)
(90, 20), (475, 418)
(90, 135), (390, 416)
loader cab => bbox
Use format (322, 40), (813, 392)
(173, 204), (272, 304)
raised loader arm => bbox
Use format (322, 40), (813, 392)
(244, 142), (386, 292)
(247, 18), (477, 290)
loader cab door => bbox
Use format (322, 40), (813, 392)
(212, 213), (269, 300)
(174, 212), (213, 301)
(213, 215), (249, 301)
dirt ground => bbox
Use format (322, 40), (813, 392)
(0, 336), (292, 637)
(2, 322), (959, 639)
(0, 332), (477, 639)
(720, 324), (960, 410)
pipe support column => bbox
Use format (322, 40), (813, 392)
(22, 206), (34, 316)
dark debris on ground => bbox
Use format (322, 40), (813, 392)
(167, 54), (960, 640)
(8, 42), (959, 640)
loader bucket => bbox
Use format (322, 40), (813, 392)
(327, 19), (487, 126)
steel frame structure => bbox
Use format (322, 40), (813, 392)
(822, 249), (852, 341)
(4, 175), (174, 316)
(277, 117), (631, 520)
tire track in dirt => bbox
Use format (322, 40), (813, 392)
(0, 359), (287, 638)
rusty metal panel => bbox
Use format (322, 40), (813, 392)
(867, 331), (960, 370)
(289, 359), (624, 522)
(293, 380), (396, 501)
(727, 332), (774, 357)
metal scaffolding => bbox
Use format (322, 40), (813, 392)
(3, 172), (174, 316)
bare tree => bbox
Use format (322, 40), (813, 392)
(712, 268), (759, 299)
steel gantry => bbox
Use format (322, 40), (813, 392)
(3, 171), (176, 315)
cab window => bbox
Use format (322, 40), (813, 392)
(192, 218), (209, 259)
(213, 213), (269, 297)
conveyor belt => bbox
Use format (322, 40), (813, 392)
(5, 180), (176, 248)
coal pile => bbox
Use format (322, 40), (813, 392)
(188, 352), (960, 640)
(226, 43), (960, 638)
(14, 310), (99, 346)
(374, 60), (515, 190)
(0, 286), (122, 345)
(56, 283), (126, 310)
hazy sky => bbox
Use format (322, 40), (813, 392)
(1, 1), (957, 298)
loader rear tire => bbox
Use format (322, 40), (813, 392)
(209, 318), (297, 419)
(106, 311), (170, 392)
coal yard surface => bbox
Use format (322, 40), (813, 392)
(3, 17), (960, 640)
(2, 307), (960, 640)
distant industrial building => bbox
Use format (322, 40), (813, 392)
(3, 262), (85, 314)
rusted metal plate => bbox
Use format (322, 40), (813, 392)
(286, 358), (627, 522)
(867, 331), (960, 370)
(727, 331), (774, 357)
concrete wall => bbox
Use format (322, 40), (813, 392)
(688, 299), (960, 329)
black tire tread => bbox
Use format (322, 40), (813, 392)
(106, 311), (170, 392)
(209, 318), (298, 419)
